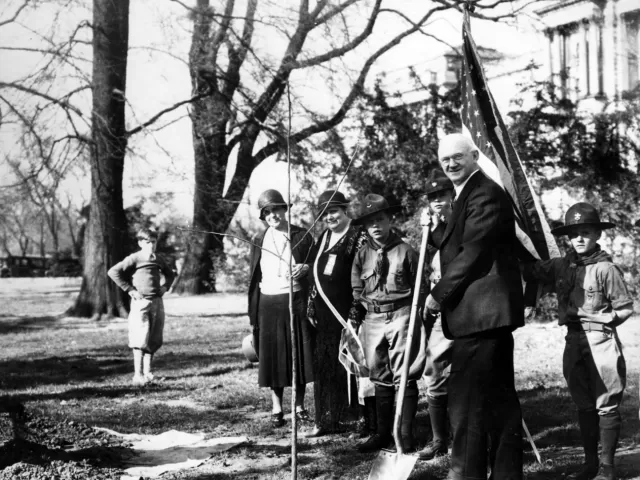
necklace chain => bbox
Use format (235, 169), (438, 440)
(271, 228), (288, 277)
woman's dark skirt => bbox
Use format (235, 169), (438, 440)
(258, 291), (314, 388)
(312, 301), (358, 430)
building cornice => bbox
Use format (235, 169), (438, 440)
(536, 0), (593, 17)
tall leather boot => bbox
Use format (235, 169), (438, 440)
(357, 386), (394, 453)
(357, 397), (377, 438)
(418, 395), (449, 460)
(567, 410), (600, 480)
(365, 396), (377, 435)
(399, 386), (419, 453)
(595, 413), (621, 480)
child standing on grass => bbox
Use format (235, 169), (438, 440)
(108, 228), (175, 386)
(523, 203), (633, 480)
(350, 193), (426, 453)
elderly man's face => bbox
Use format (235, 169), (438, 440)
(438, 137), (479, 186)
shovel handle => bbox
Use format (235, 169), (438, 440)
(393, 225), (430, 454)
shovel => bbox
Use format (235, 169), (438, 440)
(368, 224), (430, 480)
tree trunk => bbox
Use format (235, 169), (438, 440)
(172, 2), (237, 294)
(70, 0), (130, 319)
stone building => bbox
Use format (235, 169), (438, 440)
(537, 0), (640, 100)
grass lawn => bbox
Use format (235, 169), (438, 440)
(0, 278), (639, 479)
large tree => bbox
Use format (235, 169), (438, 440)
(174, 0), (528, 293)
(71, 0), (130, 318)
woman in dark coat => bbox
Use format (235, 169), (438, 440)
(305, 190), (368, 437)
(248, 189), (315, 427)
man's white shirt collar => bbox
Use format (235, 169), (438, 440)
(453, 169), (480, 199)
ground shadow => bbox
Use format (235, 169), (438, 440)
(0, 315), (60, 335)
(0, 438), (131, 470)
(0, 346), (245, 390)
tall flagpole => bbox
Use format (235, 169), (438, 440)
(286, 81), (298, 479)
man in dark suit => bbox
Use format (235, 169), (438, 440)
(425, 133), (524, 479)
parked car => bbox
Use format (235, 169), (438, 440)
(0, 256), (50, 277)
(46, 258), (82, 277)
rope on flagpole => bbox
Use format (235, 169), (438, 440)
(286, 80), (298, 480)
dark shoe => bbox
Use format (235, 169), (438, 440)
(357, 433), (393, 453)
(417, 440), (448, 460)
(295, 409), (312, 423)
(271, 412), (285, 428)
(566, 462), (600, 480)
(593, 464), (615, 480)
(304, 425), (327, 438)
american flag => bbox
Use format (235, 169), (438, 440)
(459, 12), (559, 271)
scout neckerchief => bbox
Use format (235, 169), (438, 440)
(562, 245), (611, 304)
(367, 233), (404, 291)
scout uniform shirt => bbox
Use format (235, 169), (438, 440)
(523, 246), (632, 326)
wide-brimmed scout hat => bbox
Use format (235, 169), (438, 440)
(257, 189), (291, 220)
(551, 202), (615, 236)
(316, 190), (349, 217)
(424, 168), (454, 197)
(349, 193), (400, 225)
(242, 334), (258, 363)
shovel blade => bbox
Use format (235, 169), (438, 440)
(368, 449), (417, 480)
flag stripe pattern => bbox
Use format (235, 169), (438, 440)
(460, 12), (558, 263)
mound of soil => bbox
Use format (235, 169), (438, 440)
(0, 410), (131, 480)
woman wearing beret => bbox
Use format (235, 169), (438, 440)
(248, 189), (315, 427)
(305, 190), (369, 437)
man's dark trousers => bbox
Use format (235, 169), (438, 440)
(447, 328), (523, 480)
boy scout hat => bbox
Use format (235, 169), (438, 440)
(316, 190), (349, 216)
(424, 168), (454, 197)
(257, 189), (291, 220)
(551, 202), (615, 236)
(349, 193), (400, 225)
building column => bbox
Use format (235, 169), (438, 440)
(592, 9), (606, 97)
(581, 20), (591, 96)
(544, 28), (555, 84)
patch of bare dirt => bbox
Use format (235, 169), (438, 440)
(0, 409), (132, 479)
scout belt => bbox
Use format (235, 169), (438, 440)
(363, 298), (411, 314)
(567, 321), (613, 334)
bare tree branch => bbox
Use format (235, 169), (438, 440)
(126, 92), (211, 136)
(0, 82), (84, 116)
(0, 0), (30, 28)
(291, 0), (382, 69)
(252, 4), (451, 162)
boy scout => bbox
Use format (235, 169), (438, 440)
(417, 169), (455, 461)
(523, 203), (633, 480)
(350, 193), (426, 453)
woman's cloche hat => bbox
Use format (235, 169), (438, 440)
(316, 190), (349, 217)
(257, 189), (291, 220)
(551, 202), (615, 236)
